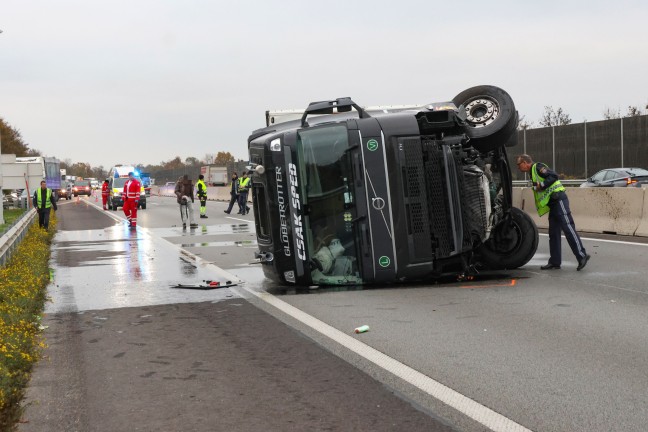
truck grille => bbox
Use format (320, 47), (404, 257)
(400, 137), (487, 261)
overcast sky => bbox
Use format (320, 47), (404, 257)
(1, 0), (647, 169)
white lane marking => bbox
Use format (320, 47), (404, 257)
(539, 233), (648, 247)
(225, 216), (250, 222)
(231, 285), (533, 432)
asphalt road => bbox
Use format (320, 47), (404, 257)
(20, 195), (648, 432)
(20, 196), (455, 432)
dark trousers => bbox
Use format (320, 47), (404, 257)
(548, 197), (587, 265)
(225, 193), (238, 213)
(238, 191), (249, 213)
(37, 208), (52, 229)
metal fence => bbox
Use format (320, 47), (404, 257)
(510, 114), (648, 180)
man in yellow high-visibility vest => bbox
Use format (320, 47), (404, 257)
(516, 154), (590, 271)
(32, 180), (58, 230)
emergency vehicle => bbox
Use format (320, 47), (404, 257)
(248, 85), (538, 287)
(107, 166), (147, 210)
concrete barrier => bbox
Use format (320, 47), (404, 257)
(635, 186), (648, 237)
(516, 187), (646, 237)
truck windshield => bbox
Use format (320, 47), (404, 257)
(296, 125), (363, 285)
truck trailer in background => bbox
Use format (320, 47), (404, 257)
(15, 156), (62, 199)
(200, 165), (228, 186)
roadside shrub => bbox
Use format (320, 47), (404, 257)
(0, 212), (56, 431)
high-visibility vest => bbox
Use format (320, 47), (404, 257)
(196, 179), (207, 197)
(238, 177), (251, 192)
(531, 163), (565, 217)
(36, 188), (53, 209)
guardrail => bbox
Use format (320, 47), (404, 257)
(0, 209), (36, 266)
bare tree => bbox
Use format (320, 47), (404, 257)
(517, 114), (534, 130)
(603, 107), (620, 120)
(625, 106), (643, 117)
(539, 106), (572, 127)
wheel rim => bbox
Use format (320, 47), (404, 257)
(463, 97), (500, 128)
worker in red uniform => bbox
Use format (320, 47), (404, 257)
(123, 172), (141, 229)
(101, 178), (110, 210)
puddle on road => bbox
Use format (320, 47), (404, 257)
(147, 223), (252, 238)
(180, 240), (257, 248)
(47, 225), (242, 313)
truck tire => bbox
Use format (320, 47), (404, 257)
(453, 85), (518, 153)
(476, 207), (538, 270)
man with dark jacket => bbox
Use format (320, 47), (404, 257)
(32, 180), (58, 230)
(223, 172), (239, 214)
(516, 154), (590, 271)
(174, 175), (197, 229)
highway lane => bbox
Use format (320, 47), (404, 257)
(22, 196), (454, 432)
(34, 194), (648, 431)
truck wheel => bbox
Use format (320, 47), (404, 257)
(476, 207), (538, 270)
(453, 85), (518, 153)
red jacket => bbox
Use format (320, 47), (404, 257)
(101, 182), (110, 196)
(123, 178), (141, 201)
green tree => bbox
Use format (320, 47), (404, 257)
(185, 156), (201, 167)
(214, 151), (234, 166)
(0, 117), (34, 156)
(163, 156), (184, 170)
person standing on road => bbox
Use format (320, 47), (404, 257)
(175, 174), (197, 229)
(237, 171), (251, 215)
(101, 178), (110, 210)
(223, 172), (239, 214)
(32, 180), (58, 230)
(196, 174), (208, 219)
(516, 154), (590, 271)
(123, 172), (141, 229)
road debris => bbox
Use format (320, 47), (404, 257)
(354, 325), (370, 334)
(171, 279), (237, 290)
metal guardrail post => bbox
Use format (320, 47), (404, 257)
(0, 209), (37, 266)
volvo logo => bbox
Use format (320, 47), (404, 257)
(372, 197), (385, 210)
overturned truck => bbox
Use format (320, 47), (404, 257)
(248, 85), (538, 286)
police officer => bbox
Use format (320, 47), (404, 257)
(32, 180), (58, 230)
(237, 171), (251, 215)
(196, 174), (208, 218)
(516, 154), (590, 271)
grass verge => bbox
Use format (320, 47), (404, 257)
(0, 209), (27, 234)
(0, 211), (56, 431)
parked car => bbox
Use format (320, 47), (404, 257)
(72, 180), (92, 196)
(580, 168), (648, 188)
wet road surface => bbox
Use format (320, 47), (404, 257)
(20, 197), (456, 432)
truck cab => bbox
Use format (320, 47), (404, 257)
(248, 86), (538, 286)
